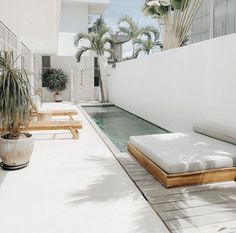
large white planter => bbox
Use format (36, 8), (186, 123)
(0, 133), (34, 170)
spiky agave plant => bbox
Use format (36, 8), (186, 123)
(0, 51), (32, 139)
(143, 0), (203, 50)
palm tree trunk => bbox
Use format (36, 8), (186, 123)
(132, 41), (136, 58)
(97, 56), (105, 103)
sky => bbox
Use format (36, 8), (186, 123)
(103, 0), (157, 32)
(93, 0), (159, 56)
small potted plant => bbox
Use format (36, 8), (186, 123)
(42, 68), (68, 102)
(0, 51), (34, 170)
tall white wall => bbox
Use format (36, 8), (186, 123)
(108, 33), (236, 132)
(60, 3), (88, 33)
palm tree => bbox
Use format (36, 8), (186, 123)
(134, 38), (162, 56)
(74, 27), (116, 103)
(143, 0), (203, 49)
(90, 16), (109, 33)
(118, 16), (159, 58)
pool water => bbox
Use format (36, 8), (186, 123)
(84, 106), (168, 152)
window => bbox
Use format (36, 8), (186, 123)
(21, 43), (32, 72)
(42, 56), (50, 74)
(42, 56), (51, 87)
(94, 57), (99, 87)
(42, 56), (50, 68)
(0, 21), (32, 71)
(0, 21), (17, 57)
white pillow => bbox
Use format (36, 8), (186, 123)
(193, 121), (236, 145)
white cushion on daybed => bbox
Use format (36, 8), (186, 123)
(194, 121), (236, 145)
(129, 133), (236, 174)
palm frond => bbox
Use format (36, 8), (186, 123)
(90, 16), (109, 33)
(141, 26), (159, 41)
(133, 48), (142, 58)
(118, 15), (134, 26)
(74, 33), (93, 47)
(117, 26), (131, 37)
(0, 51), (32, 136)
(75, 46), (92, 62)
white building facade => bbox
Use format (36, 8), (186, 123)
(0, 0), (110, 103)
(191, 0), (236, 43)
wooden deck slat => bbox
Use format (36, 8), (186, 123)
(166, 210), (236, 231)
(172, 220), (236, 233)
(153, 197), (233, 212)
(142, 181), (236, 198)
(160, 202), (236, 220)
(129, 173), (156, 182)
(149, 188), (236, 204)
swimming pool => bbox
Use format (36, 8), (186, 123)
(83, 106), (168, 152)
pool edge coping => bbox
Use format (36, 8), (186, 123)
(77, 104), (121, 155)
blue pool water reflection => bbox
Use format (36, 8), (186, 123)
(84, 106), (168, 152)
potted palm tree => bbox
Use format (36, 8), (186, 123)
(0, 51), (34, 170)
(42, 68), (68, 102)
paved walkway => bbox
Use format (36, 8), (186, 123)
(0, 102), (169, 233)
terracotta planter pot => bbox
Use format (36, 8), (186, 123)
(54, 93), (62, 102)
(0, 133), (34, 170)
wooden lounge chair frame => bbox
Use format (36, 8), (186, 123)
(31, 95), (78, 120)
(128, 143), (236, 188)
(27, 120), (82, 139)
(31, 109), (78, 121)
(0, 121), (82, 139)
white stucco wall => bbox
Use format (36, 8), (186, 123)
(60, 3), (88, 33)
(108, 33), (236, 132)
(58, 2), (89, 56)
(71, 56), (95, 102)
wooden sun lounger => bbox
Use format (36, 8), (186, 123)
(27, 120), (82, 139)
(128, 143), (236, 188)
(37, 109), (78, 120)
(30, 96), (78, 120)
(31, 109), (78, 121)
(0, 121), (82, 139)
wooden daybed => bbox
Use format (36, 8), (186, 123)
(128, 125), (236, 188)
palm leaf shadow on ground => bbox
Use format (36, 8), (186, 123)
(65, 155), (167, 233)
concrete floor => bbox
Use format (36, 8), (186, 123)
(0, 102), (169, 233)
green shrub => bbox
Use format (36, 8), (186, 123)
(42, 68), (68, 94)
